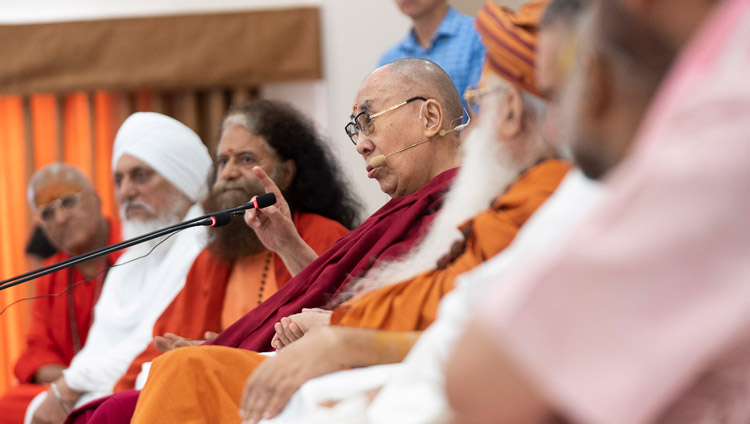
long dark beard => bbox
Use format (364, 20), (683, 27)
(204, 179), (267, 263)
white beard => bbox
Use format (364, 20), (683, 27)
(336, 96), (524, 303)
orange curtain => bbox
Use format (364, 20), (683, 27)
(0, 92), (121, 394)
(0, 96), (32, 395)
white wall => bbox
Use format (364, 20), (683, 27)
(0, 0), (523, 215)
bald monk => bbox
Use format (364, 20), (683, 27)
(109, 100), (355, 394)
(0, 165), (121, 424)
(63, 58), (464, 424)
(127, 12), (569, 421)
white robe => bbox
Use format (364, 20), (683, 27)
(260, 170), (603, 423)
(60, 203), (207, 406)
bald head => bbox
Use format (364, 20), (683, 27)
(381, 58), (464, 130)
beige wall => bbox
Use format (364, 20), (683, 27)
(453, 0), (526, 15)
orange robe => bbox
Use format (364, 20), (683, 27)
(0, 219), (121, 424)
(129, 160), (570, 424)
(331, 159), (571, 331)
(113, 212), (348, 392)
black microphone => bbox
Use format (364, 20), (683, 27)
(0, 193), (276, 291)
(225, 192), (277, 216)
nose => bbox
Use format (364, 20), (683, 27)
(355, 135), (375, 157)
(53, 205), (71, 225)
(116, 176), (138, 203)
(218, 158), (241, 182)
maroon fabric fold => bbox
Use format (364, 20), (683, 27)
(206, 168), (458, 352)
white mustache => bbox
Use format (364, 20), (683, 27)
(119, 199), (156, 219)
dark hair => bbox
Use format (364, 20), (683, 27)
(542, 0), (585, 26)
(222, 99), (362, 230)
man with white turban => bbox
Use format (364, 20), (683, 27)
(27, 112), (212, 424)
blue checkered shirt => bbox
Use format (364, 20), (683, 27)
(378, 6), (486, 114)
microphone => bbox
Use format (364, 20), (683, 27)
(368, 113), (471, 168)
(226, 192), (277, 216)
(0, 193), (277, 291)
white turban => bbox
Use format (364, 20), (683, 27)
(112, 112), (212, 202)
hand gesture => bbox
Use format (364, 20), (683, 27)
(271, 308), (333, 350)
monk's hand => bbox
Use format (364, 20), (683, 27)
(154, 332), (217, 352)
(32, 377), (80, 424)
(243, 166), (297, 253)
(271, 309), (333, 350)
(240, 326), (346, 424)
(244, 167), (319, 276)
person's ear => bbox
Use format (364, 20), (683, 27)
(420, 99), (444, 138)
(275, 159), (296, 191)
(496, 87), (523, 140)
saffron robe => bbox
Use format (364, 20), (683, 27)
(113, 212), (349, 393)
(93, 161), (568, 424)
(0, 219), (121, 424)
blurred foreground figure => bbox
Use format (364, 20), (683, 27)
(447, 0), (750, 423)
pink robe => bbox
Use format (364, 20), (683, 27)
(479, 0), (750, 423)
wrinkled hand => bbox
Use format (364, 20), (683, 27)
(153, 331), (218, 353)
(239, 326), (345, 424)
(271, 308), (333, 350)
(30, 393), (68, 424)
(31, 378), (80, 424)
(243, 166), (298, 253)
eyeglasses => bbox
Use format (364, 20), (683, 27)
(345, 96), (427, 145)
(463, 86), (505, 115)
(38, 192), (83, 221)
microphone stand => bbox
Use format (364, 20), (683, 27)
(0, 193), (276, 292)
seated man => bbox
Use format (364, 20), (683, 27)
(447, 0), (750, 422)
(63, 57), (465, 424)
(0, 164), (121, 424)
(127, 8), (571, 422)
(26, 112), (213, 424)
(111, 99), (356, 393)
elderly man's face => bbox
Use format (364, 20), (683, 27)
(213, 126), (285, 209)
(114, 154), (186, 221)
(352, 68), (433, 197)
(34, 182), (102, 254)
